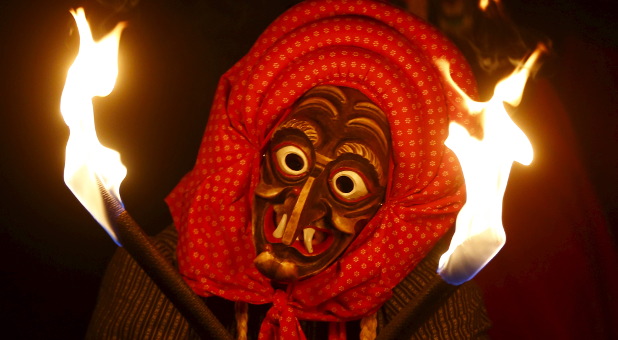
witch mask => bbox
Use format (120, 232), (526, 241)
(168, 2), (477, 337)
(253, 85), (392, 282)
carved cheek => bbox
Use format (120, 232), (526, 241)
(254, 154), (291, 201)
(329, 207), (357, 235)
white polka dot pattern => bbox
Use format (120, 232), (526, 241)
(165, 0), (478, 339)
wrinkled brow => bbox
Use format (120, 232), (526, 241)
(294, 97), (339, 119)
(351, 102), (390, 151)
(277, 119), (319, 145)
(293, 85), (347, 117)
(303, 85), (347, 105)
(336, 143), (385, 182)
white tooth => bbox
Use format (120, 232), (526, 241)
(272, 214), (287, 238)
(303, 228), (315, 254)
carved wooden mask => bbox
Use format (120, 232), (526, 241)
(253, 85), (392, 282)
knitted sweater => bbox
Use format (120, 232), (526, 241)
(86, 226), (490, 339)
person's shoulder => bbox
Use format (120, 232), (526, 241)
(86, 224), (198, 339)
(379, 238), (491, 339)
(153, 224), (179, 261)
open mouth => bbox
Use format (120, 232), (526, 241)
(263, 205), (334, 256)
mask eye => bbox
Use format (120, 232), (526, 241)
(331, 169), (370, 202)
(274, 145), (309, 177)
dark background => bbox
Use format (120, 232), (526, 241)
(0, 0), (615, 338)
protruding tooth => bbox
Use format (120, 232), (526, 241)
(303, 228), (315, 254)
(272, 214), (287, 238)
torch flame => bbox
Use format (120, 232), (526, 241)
(60, 8), (127, 244)
(436, 45), (545, 285)
(479, 0), (499, 11)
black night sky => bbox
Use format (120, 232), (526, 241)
(1, 0), (616, 338)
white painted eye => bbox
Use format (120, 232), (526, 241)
(331, 170), (369, 201)
(275, 145), (309, 176)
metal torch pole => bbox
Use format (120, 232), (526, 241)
(100, 183), (232, 340)
(376, 275), (457, 340)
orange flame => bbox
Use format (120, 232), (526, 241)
(479, 0), (499, 11)
(60, 8), (127, 243)
(436, 45), (544, 285)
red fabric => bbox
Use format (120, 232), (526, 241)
(165, 1), (477, 338)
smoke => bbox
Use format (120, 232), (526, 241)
(96, 0), (141, 13)
(425, 0), (550, 97)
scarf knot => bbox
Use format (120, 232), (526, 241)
(259, 290), (306, 340)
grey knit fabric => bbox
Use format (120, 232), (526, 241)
(86, 226), (490, 339)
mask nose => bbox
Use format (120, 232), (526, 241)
(280, 173), (328, 245)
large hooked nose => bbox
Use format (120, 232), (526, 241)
(280, 172), (328, 245)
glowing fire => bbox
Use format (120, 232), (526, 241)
(436, 45), (544, 285)
(60, 8), (127, 244)
(479, 0), (500, 11)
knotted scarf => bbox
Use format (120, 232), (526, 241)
(165, 0), (478, 339)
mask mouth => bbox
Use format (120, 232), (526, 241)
(263, 205), (334, 256)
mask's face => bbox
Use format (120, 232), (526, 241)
(253, 85), (391, 282)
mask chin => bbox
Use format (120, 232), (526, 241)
(254, 250), (300, 282)
(252, 199), (354, 282)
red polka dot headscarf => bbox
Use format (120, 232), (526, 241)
(166, 0), (477, 338)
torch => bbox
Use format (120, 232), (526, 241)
(60, 8), (231, 340)
(376, 45), (545, 340)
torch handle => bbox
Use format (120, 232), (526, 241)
(376, 275), (456, 340)
(114, 211), (232, 340)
